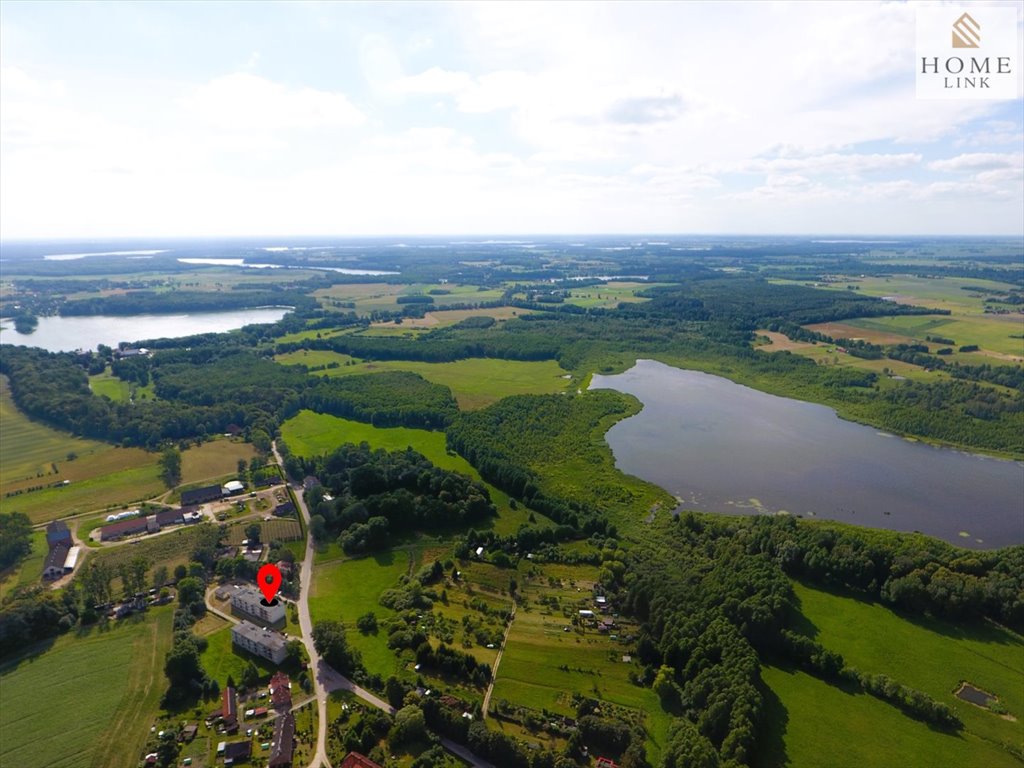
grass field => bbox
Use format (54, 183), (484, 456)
(563, 281), (659, 309)
(309, 551), (411, 679)
(88, 367), (156, 403)
(275, 353), (572, 409)
(180, 439), (255, 485)
(0, 607), (173, 768)
(792, 581), (1023, 753)
(759, 664), (1020, 768)
(312, 282), (508, 316)
(199, 624), (282, 685)
(93, 524), (214, 591)
(0, 375), (111, 488)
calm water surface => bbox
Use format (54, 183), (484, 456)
(0, 307), (290, 353)
(591, 360), (1024, 548)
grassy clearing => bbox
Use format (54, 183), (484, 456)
(793, 581), (1024, 752)
(371, 305), (533, 329)
(758, 664), (1019, 768)
(309, 551), (411, 679)
(180, 439), (255, 485)
(276, 352), (572, 410)
(0, 375), (110, 488)
(563, 281), (659, 309)
(199, 625), (282, 686)
(0, 607), (173, 768)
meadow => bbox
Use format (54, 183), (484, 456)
(226, 518), (302, 544)
(199, 624), (282, 685)
(0, 530), (47, 601)
(312, 282), (508, 315)
(759, 664), (1020, 768)
(93, 524), (213, 591)
(563, 281), (659, 309)
(275, 352), (572, 409)
(309, 550), (411, 679)
(179, 438), (255, 486)
(0, 607), (173, 768)
(792, 581), (1023, 753)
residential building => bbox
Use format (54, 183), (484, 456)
(339, 754), (383, 768)
(273, 501), (296, 517)
(268, 712), (295, 767)
(222, 687), (238, 725)
(231, 585), (286, 624)
(269, 672), (292, 710)
(231, 620), (288, 664)
(223, 740), (251, 765)
(45, 520), (71, 547)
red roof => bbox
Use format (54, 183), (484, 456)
(595, 760), (619, 768)
(222, 687), (237, 722)
(340, 753), (383, 768)
(269, 671), (292, 708)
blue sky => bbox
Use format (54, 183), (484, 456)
(1, 0), (1022, 238)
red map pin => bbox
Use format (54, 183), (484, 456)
(257, 563), (282, 604)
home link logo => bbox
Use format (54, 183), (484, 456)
(951, 12), (980, 48)
(916, 7), (1019, 100)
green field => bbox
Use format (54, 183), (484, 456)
(312, 282), (508, 316)
(93, 524), (214, 590)
(275, 352), (572, 409)
(839, 314), (1023, 358)
(0, 608), (173, 768)
(759, 664), (1019, 768)
(226, 518), (302, 544)
(793, 581), (1023, 753)
(200, 624), (282, 685)
(309, 551), (411, 679)
(0, 375), (111, 488)
(179, 438), (256, 485)
(88, 368), (156, 403)
(564, 281), (660, 309)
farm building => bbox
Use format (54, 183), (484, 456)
(340, 754), (383, 768)
(231, 585), (286, 625)
(62, 545), (80, 573)
(579, 609), (595, 619)
(232, 620), (288, 664)
(268, 712), (295, 767)
(179, 724), (198, 743)
(269, 672), (292, 709)
(222, 480), (245, 495)
(45, 520), (71, 547)
(42, 543), (70, 580)
(99, 515), (152, 541)
(223, 740), (252, 765)
(180, 484), (223, 506)
(222, 686), (238, 725)
(273, 501), (296, 517)
(154, 508), (183, 527)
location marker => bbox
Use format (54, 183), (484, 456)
(257, 563), (282, 605)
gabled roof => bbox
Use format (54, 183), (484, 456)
(340, 754), (383, 768)
(43, 543), (70, 573)
(269, 712), (295, 767)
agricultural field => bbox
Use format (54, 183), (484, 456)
(0, 375), (111, 488)
(563, 281), (659, 309)
(179, 438), (256, 486)
(370, 305), (533, 329)
(275, 352), (572, 409)
(0, 607), (173, 768)
(759, 664), (1020, 768)
(225, 517), (302, 544)
(92, 523), (215, 591)
(792, 581), (1023, 752)
(312, 282), (508, 315)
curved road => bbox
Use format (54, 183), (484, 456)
(273, 442), (495, 768)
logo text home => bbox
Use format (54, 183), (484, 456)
(916, 7), (1019, 99)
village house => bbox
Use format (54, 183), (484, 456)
(232, 620), (288, 664)
(223, 739), (252, 765)
(222, 686), (238, 727)
(339, 754), (383, 768)
(269, 671), (292, 710)
(268, 711), (296, 767)
(231, 585), (286, 625)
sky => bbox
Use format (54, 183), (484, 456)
(1, 0), (1022, 239)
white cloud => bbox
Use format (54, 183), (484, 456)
(928, 152), (1024, 173)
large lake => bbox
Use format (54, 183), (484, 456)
(591, 360), (1024, 549)
(0, 307), (290, 353)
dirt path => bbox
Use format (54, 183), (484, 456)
(481, 604), (516, 720)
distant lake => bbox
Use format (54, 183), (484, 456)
(0, 307), (291, 353)
(591, 360), (1024, 549)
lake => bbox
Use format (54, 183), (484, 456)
(0, 307), (291, 353)
(591, 360), (1024, 548)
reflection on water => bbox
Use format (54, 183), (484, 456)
(591, 360), (1024, 549)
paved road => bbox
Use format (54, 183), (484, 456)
(272, 442), (495, 768)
